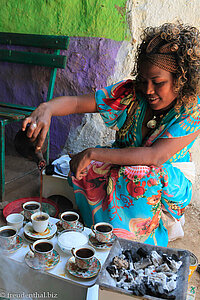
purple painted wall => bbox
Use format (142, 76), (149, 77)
(0, 37), (122, 160)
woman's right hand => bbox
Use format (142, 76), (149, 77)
(22, 102), (52, 151)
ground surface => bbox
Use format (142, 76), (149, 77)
(169, 203), (200, 294)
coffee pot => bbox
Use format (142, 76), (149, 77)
(14, 126), (47, 171)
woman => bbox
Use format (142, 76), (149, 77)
(22, 23), (200, 246)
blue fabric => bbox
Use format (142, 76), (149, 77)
(70, 80), (199, 246)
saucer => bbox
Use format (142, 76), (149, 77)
(2, 236), (23, 254)
(25, 249), (60, 270)
(88, 233), (115, 250)
(56, 221), (84, 234)
(24, 222), (57, 240)
(66, 256), (101, 279)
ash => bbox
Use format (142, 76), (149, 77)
(106, 247), (183, 299)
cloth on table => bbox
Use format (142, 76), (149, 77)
(69, 80), (200, 246)
(52, 155), (71, 177)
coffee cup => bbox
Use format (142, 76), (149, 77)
(92, 222), (113, 243)
(31, 212), (49, 233)
(60, 211), (79, 230)
(6, 213), (24, 231)
(0, 226), (17, 250)
(29, 239), (53, 266)
(71, 246), (95, 270)
(188, 252), (198, 282)
(22, 201), (41, 221)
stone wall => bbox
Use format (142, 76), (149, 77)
(64, 0), (200, 210)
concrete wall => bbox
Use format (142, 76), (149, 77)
(65, 0), (200, 210)
(0, 0), (127, 41)
(125, 0), (200, 209)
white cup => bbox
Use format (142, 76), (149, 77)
(6, 213), (24, 231)
(31, 212), (49, 233)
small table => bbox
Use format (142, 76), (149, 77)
(0, 217), (110, 300)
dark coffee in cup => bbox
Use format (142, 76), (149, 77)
(76, 248), (94, 258)
(0, 229), (16, 237)
(63, 214), (78, 222)
(35, 242), (53, 252)
(25, 204), (40, 210)
(33, 215), (48, 221)
(60, 211), (79, 230)
(96, 224), (112, 233)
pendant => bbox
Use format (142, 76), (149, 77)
(146, 116), (157, 129)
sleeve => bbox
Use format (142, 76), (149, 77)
(95, 80), (136, 130)
(160, 97), (200, 139)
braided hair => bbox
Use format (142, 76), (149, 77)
(132, 22), (200, 111)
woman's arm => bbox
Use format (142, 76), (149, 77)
(22, 93), (97, 149)
(70, 129), (200, 180)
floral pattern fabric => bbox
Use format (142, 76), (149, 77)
(69, 80), (200, 246)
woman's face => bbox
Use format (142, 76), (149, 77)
(138, 60), (178, 111)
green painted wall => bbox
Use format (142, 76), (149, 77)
(0, 0), (128, 41)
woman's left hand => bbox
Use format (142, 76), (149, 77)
(69, 148), (92, 180)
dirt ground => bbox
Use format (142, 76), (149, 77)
(168, 203), (200, 297)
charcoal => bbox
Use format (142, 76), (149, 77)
(162, 254), (171, 264)
(130, 249), (141, 262)
(172, 253), (179, 261)
(151, 250), (163, 267)
(144, 265), (156, 276)
(131, 286), (141, 296)
(124, 273), (133, 283)
(123, 249), (134, 270)
(123, 250), (133, 263)
(137, 247), (148, 258)
(156, 250), (164, 257)
(134, 258), (152, 270)
(146, 283), (158, 297)
(113, 256), (129, 269)
(155, 282), (165, 296)
(135, 269), (144, 279)
(142, 276), (148, 284)
(137, 282), (147, 296)
(164, 272), (175, 277)
(165, 278), (176, 292)
(116, 268), (124, 282)
(156, 263), (171, 273)
(106, 265), (117, 277)
(106, 248), (182, 299)
(130, 269), (137, 277)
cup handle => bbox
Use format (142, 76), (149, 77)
(29, 244), (34, 253)
(71, 247), (76, 257)
(91, 225), (95, 234)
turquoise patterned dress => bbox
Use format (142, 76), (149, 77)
(69, 80), (200, 246)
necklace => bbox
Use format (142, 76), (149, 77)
(146, 100), (177, 129)
(146, 115), (163, 129)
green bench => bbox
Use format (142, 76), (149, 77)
(0, 32), (70, 202)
